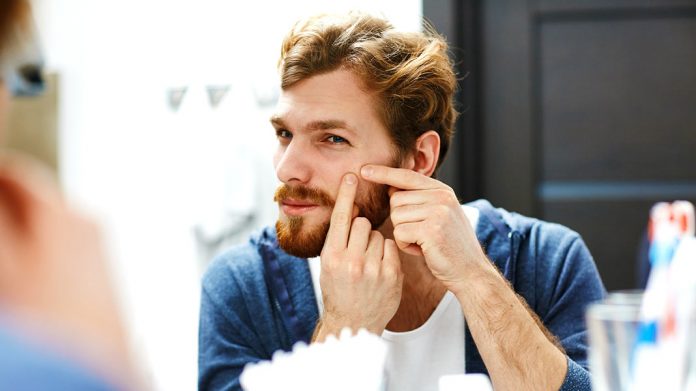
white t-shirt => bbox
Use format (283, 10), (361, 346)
(308, 205), (479, 391)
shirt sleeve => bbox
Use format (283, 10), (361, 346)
(534, 232), (606, 391)
(198, 285), (263, 391)
(559, 356), (592, 391)
(0, 326), (117, 391)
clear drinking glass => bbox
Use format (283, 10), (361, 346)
(585, 290), (643, 391)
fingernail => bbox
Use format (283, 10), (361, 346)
(345, 173), (356, 185)
(361, 166), (373, 177)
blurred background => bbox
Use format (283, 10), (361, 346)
(6, 0), (695, 389)
(425, 0), (696, 291)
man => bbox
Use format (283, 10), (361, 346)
(0, 1), (137, 389)
(199, 12), (605, 391)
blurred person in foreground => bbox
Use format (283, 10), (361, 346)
(0, 1), (137, 389)
(199, 12), (606, 391)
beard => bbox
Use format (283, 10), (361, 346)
(274, 179), (391, 259)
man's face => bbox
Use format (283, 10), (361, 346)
(271, 69), (400, 258)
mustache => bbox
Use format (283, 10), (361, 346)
(273, 184), (335, 207)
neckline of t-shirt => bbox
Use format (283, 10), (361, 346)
(381, 290), (457, 341)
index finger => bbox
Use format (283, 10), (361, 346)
(360, 164), (443, 190)
(325, 172), (358, 249)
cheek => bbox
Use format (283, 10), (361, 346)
(354, 179), (380, 205)
(325, 161), (358, 188)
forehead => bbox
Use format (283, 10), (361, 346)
(272, 69), (387, 135)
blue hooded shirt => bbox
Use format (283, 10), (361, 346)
(199, 199), (606, 390)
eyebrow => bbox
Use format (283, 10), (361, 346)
(269, 115), (355, 135)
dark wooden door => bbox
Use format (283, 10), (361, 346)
(426, 0), (696, 290)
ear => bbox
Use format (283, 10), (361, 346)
(409, 130), (440, 177)
(0, 167), (35, 231)
(0, 154), (62, 232)
(0, 162), (38, 288)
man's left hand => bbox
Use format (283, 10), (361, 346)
(360, 164), (487, 291)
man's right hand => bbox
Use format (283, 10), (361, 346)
(313, 172), (403, 341)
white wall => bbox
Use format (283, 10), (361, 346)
(32, 0), (421, 389)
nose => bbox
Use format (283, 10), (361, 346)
(274, 139), (313, 185)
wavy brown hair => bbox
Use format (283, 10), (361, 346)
(279, 12), (458, 175)
(0, 0), (30, 62)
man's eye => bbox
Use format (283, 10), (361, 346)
(326, 135), (348, 144)
(276, 129), (292, 139)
